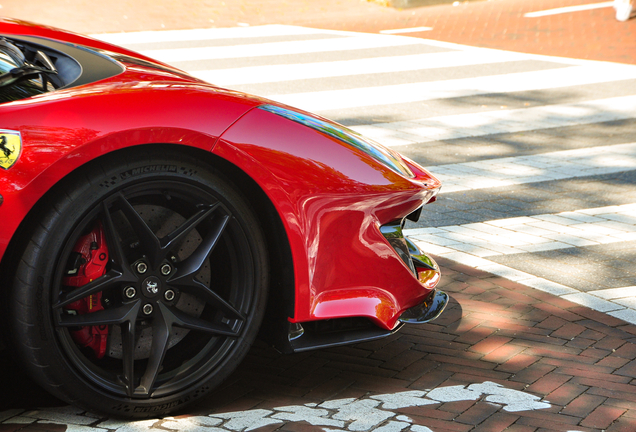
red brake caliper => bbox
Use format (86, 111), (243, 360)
(63, 221), (109, 358)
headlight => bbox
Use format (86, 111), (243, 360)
(259, 104), (414, 178)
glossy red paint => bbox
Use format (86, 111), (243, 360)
(216, 108), (441, 329)
(0, 19), (446, 416)
(0, 18), (441, 331)
(0, 54), (264, 257)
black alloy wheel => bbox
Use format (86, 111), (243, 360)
(8, 149), (268, 417)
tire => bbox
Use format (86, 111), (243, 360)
(8, 148), (268, 417)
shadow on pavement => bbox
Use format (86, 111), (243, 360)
(0, 348), (66, 411)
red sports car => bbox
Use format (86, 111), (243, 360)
(0, 18), (446, 417)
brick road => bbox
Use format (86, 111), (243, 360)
(201, 257), (636, 431)
(2, 255), (636, 430)
(1, 0), (636, 431)
(2, 0), (635, 64)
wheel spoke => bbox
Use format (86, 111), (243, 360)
(58, 301), (140, 327)
(166, 213), (243, 318)
(115, 193), (162, 267)
(159, 203), (220, 255)
(101, 200), (131, 272)
(173, 278), (244, 320)
(170, 214), (230, 283)
(135, 304), (171, 396)
(120, 305), (140, 397)
(53, 269), (129, 310)
(162, 302), (241, 337)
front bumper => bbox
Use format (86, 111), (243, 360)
(275, 232), (447, 354)
(399, 289), (448, 324)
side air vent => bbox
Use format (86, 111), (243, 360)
(380, 220), (417, 276)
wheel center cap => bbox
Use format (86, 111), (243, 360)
(142, 276), (161, 298)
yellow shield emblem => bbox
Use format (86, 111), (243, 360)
(0, 130), (22, 170)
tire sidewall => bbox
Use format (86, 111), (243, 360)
(10, 149), (268, 417)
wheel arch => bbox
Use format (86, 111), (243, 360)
(0, 143), (295, 349)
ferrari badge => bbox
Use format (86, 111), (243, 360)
(0, 130), (22, 170)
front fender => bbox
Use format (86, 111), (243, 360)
(215, 106), (440, 329)
(0, 83), (260, 257)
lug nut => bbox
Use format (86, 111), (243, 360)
(143, 304), (154, 315)
(136, 262), (148, 274)
(124, 286), (136, 299)
(160, 263), (172, 276)
(164, 290), (176, 301)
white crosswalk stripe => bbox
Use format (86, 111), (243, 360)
(95, 24), (340, 44)
(408, 203), (636, 257)
(137, 32), (423, 62)
(94, 25), (636, 322)
(427, 142), (636, 192)
(266, 64), (636, 112)
(351, 95), (636, 147)
(190, 50), (534, 86)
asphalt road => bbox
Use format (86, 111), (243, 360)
(1, 0), (636, 430)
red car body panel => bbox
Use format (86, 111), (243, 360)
(0, 75), (264, 260)
(0, 19), (441, 332)
(216, 109), (440, 328)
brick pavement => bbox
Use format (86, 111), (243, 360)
(1, 1), (635, 430)
(1, 0), (634, 65)
(324, 0), (636, 65)
(3, 257), (636, 430)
